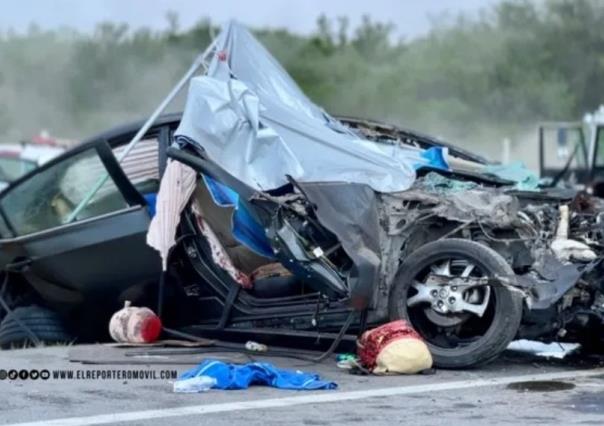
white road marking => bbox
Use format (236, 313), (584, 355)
(6, 368), (604, 426)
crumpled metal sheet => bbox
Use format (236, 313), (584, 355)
(385, 188), (519, 228)
(300, 182), (382, 306)
(408, 173), (519, 226)
(436, 190), (518, 226)
(517, 251), (583, 310)
(175, 21), (447, 193)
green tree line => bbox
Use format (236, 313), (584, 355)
(0, 0), (603, 159)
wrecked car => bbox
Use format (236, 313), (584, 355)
(0, 22), (603, 369)
(538, 106), (604, 196)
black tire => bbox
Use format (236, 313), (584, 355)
(388, 238), (522, 369)
(0, 306), (73, 348)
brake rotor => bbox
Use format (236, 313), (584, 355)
(424, 308), (470, 327)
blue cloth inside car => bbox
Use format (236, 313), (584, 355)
(143, 192), (157, 217)
(202, 175), (274, 259)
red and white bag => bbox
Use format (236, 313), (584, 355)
(357, 320), (432, 374)
(109, 301), (162, 344)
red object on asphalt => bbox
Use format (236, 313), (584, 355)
(357, 320), (426, 372)
(109, 301), (162, 343)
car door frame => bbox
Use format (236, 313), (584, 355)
(166, 143), (354, 329)
(0, 137), (160, 320)
(0, 138), (146, 236)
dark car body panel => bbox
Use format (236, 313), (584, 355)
(15, 208), (159, 312)
(0, 126), (170, 328)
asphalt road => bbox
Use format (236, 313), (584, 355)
(0, 344), (603, 426)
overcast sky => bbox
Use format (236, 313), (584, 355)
(1, 0), (501, 37)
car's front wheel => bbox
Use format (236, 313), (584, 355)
(388, 239), (522, 369)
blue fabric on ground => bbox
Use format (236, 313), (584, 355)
(418, 147), (449, 171)
(202, 175), (275, 258)
(179, 359), (338, 390)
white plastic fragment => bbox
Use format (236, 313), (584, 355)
(551, 239), (597, 262)
(173, 376), (217, 393)
(551, 204), (597, 262)
(245, 341), (268, 352)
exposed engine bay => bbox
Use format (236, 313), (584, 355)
(175, 109), (604, 369)
(384, 177), (604, 339)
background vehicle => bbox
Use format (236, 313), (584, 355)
(539, 105), (604, 195)
(0, 143), (64, 191)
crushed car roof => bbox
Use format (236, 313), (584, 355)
(175, 21), (450, 193)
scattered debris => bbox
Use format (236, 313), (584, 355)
(245, 341), (268, 352)
(107, 339), (215, 348)
(68, 344), (246, 365)
(335, 353), (359, 369)
(507, 340), (580, 359)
